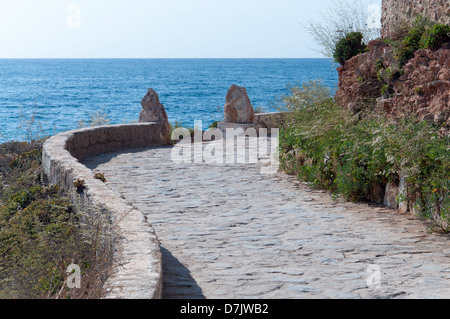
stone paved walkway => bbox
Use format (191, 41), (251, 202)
(83, 140), (450, 299)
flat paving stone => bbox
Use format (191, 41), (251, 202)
(83, 139), (450, 299)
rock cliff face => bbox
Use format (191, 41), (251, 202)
(379, 43), (450, 127)
(335, 1), (449, 133)
(335, 40), (387, 113)
(381, 0), (450, 38)
(336, 40), (450, 130)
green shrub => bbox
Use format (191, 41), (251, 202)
(380, 83), (390, 96)
(375, 58), (384, 72)
(94, 172), (107, 183)
(333, 32), (367, 65)
(418, 179), (450, 233)
(279, 81), (449, 231)
(73, 178), (86, 192)
(419, 23), (450, 50)
(209, 121), (218, 129)
(394, 15), (433, 66)
(0, 141), (112, 298)
(276, 80), (332, 112)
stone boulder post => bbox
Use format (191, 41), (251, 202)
(224, 85), (255, 124)
(139, 88), (170, 144)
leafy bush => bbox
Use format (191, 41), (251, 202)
(279, 82), (449, 231)
(0, 141), (113, 298)
(94, 172), (107, 183)
(419, 23), (450, 50)
(418, 179), (450, 233)
(209, 121), (218, 129)
(333, 32), (367, 65)
(394, 15), (433, 66)
(276, 80), (332, 112)
(306, 0), (380, 58)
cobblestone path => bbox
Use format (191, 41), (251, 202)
(83, 142), (450, 299)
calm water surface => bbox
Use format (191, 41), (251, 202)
(0, 59), (338, 142)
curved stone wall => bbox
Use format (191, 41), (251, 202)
(42, 123), (166, 299)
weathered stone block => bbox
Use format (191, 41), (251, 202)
(224, 85), (255, 124)
(139, 89), (170, 144)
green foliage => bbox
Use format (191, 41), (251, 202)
(417, 179), (450, 233)
(377, 65), (403, 98)
(209, 121), (218, 129)
(94, 172), (107, 183)
(393, 15), (442, 66)
(0, 140), (46, 202)
(419, 23), (450, 50)
(333, 32), (367, 65)
(375, 58), (384, 72)
(380, 83), (390, 96)
(306, 0), (380, 58)
(279, 82), (449, 231)
(73, 179), (86, 192)
(0, 192), (78, 298)
(276, 80), (332, 112)
(374, 16), (448, 100)
(0, 141), (112, 298)
(414, 86), (422, 94)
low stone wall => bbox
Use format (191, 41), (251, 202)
(254, 112), (285, 130)
(217, 112), (285, 136)
(42, 123), (166, 299)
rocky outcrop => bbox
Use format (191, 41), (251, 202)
(379, 43), (450, 128)
(224, 85), (255, 124)
(139, 89), (170, 144)
(381, 0), (450, 39)
(335, 40), (389, 113)
(335, 40), (450, 132)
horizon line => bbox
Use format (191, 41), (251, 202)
(0, 57), (331, 60)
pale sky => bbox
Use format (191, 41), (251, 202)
(0, 0), (382, 58)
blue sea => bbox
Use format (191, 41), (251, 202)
(0, 59), (338, 143)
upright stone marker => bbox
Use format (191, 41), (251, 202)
(139, 88), (170, 144)
(224, 85), (255, 124)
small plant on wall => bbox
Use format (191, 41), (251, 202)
(94, 172), (107, 183)
(73, 179), (86, 193)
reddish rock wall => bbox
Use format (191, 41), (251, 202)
(335, 40), (388, 113)
(335, 38), (449, 134)
(379, 43), (450, 128)
(335, 0), (449, 134)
